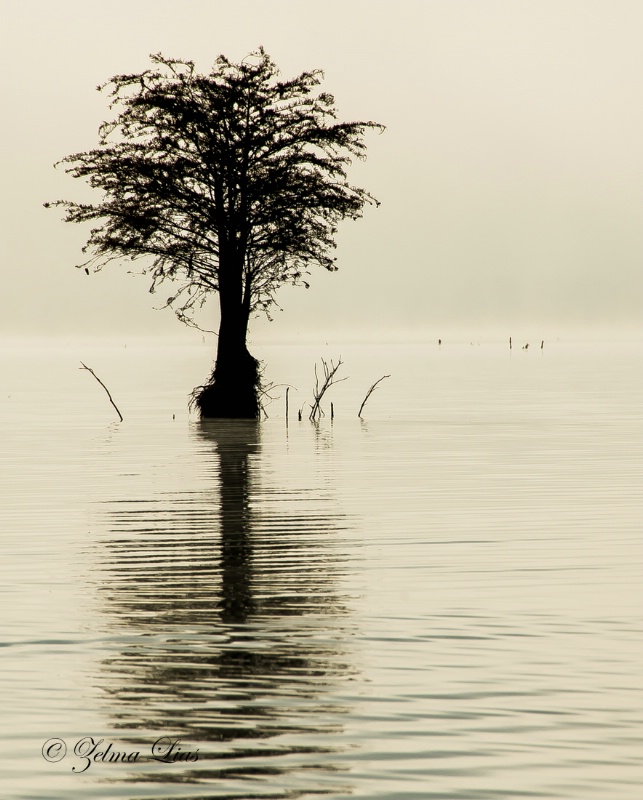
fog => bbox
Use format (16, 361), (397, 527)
(2, 0), (642, 343)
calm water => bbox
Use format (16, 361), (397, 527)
(1, 338), (642, 799)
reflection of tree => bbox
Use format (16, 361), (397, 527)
(214, 420), (257, 624)
(93, 421), (356, 797)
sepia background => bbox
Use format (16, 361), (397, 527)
(2, 3), (643, 799)
(2, 0), (643, 344)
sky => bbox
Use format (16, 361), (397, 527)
(2, 0), (643, 343)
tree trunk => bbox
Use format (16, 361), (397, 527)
(195, 267), (260, 419)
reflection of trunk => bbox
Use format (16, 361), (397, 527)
(213, 420), (258, 623)
(95, 420), (356, 783)
(196, 264), (259, 419)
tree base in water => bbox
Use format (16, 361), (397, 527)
(193, 350), (260, 419)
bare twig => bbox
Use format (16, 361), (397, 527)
(258, 380), (276, 419)
(358, 374), (390, 417)
(259, 381), (295, 420)
(309, 357), (347, 421)
(80, 362), (123, 422)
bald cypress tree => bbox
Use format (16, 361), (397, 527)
(50, 49), (382, 418)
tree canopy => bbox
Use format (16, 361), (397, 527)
(50, 49), (383, 417)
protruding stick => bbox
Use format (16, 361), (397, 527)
(358, 375), (390, 418)
(80, 361), (123, 422)
(309, 357), (346, 421)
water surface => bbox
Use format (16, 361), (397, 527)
(1, 339), (642, 798)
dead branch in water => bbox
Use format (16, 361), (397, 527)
(358, 374), (390, 417)
(309, 358), (347, 421)
(80, 362), (123, 422)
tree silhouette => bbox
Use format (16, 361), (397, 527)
(49, 49), (382, 418)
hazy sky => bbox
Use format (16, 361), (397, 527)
(2, 0), (643, 342)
